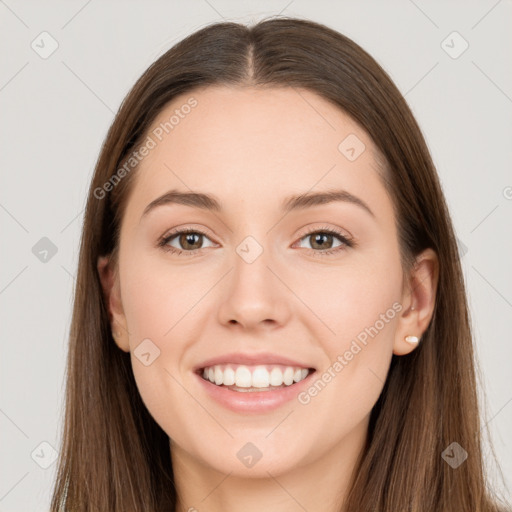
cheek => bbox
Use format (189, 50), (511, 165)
(121, 256), (200, 435)
(118, 250), (217, 419)
(296, 249), (403, 408)
(120, 250), (210, 342)
(297, 249), (403, 348)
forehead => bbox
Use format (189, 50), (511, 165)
(125, 85), (388, 218)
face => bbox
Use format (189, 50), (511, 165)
(99, 85), (436, 478)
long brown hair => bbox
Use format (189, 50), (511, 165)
(51, 16), (508, 511)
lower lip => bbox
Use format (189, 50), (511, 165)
(194, 370), (316, 413)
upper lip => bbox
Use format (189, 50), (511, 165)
(194, 352), (316, 372)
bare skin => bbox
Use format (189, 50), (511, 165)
(98, 85), (438, 512)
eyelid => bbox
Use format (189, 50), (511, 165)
(160, 224), (215, 242)
(296, 223), (353, 241)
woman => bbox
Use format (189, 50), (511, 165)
(51, 16), (509, 512)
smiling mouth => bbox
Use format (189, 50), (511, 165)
(197, 364), (316, 392)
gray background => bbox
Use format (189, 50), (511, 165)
(1, 0), (511, 510)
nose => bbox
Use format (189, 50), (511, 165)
(217, 241), (292, 331)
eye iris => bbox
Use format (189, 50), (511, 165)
(310, 233), (333, 250)
(179, 232), (202, 250)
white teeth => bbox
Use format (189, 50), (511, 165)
(252, 366), (270, 388)
(200, 364), (312, 389)
(235, 366), (252, 387)
(283, 367), (294, 385)
(223, 366), (235, 386)
(269, 367), (283, 386)
(214, 366), (223, 385)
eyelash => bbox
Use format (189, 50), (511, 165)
(157, 226), (355, 258)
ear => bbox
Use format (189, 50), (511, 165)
(97, 255), (130, 352)
(394, 248), (439, 356)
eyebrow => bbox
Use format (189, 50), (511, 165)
(141, 188), (374, 218)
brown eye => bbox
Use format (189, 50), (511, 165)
(176, 232), (203, 250)
(308, 232), (336, 250)
(160, 229), (215, 254)
(297, 229), (351, 253)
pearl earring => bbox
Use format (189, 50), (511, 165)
(404, 335), (420, 344)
